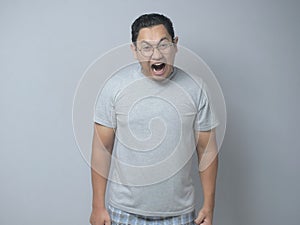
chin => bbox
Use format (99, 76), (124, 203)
(150, 74), (168, 81)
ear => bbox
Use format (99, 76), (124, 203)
(173, 36), (179, 53)
(130, 43), (138, 59)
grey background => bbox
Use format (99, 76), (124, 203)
(1, 0), (299, 225)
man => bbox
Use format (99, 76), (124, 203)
(90, 13), (218, 225)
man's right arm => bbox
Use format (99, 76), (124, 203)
(90, 123), (115, 225)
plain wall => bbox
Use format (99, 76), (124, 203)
(1, 0), (299, 225)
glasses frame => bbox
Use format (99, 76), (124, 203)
(136, 41), (175, 57)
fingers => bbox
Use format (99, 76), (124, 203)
(194, 211), (205, 225)
(89, 209), (111, 225)
(90, 220), (110, 225)
(104, 220), (111, 225)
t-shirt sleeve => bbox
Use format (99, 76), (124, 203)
(194, 89), (219, 131)
(94, 80), (117, 128)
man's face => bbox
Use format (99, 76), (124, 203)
(131, 24), (178, 81)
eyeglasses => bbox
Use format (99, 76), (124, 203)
(137, 42), (174, 57)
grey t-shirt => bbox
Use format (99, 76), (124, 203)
(94, 63), (218, 217)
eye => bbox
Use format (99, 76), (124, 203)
(142, 45), (152, 52)
(158, 43), (169, 50)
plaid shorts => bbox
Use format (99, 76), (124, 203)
(108, 204), (196, 225)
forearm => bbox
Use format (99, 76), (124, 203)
(90, 150), (112, 225)
(91, 166), (109, 209)
(91, 124), (114, 210)
(196, 129), (218, 211)
(194, 150), (218, 225)
(91, 142), (112, 209)
(199, 154), (218, 210)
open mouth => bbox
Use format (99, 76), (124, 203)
(151, 63), (166, 75)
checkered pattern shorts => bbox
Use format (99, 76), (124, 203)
(108, 204), (196, 225)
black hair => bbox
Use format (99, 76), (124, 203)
(131, 13), (175, 44)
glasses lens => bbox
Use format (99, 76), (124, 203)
(141, 46), (153, 57)
(138, 42), (173, 57)
(158, 43), (170, 51)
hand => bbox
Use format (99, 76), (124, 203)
(90, 207), (111, 225)
(194, 208), (214, 225)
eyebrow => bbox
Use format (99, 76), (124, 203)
(140, 37), (170, 45)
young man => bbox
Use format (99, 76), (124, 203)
(90, 13), (218, 225)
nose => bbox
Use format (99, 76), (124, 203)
(151, 47), (163, 60)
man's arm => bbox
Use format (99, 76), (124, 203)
(194, 129), (218, 225)
(90, 123), (115, 225)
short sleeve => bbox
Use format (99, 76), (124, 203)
(194, 89), (218, 131)
(94, 80), (117, 128)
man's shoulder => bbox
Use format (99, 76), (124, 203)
(173, 67), (205, 93)
(111, 63), (140, 80)
(102, 63), (141, 88)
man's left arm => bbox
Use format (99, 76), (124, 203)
(194, 129), (218, 225)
